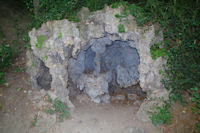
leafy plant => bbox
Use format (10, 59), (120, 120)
(150, 103), (172, 126)
(23, 33), (31, 49)
(150, 42), (168, 60)
(57, 33), (62, 39)
(13, 67), (25, 74)
(42, 56), (48, 61)
(118, 24), (125, 33)
(16, 87), (24, 91)
(0, 41), (13, 69)
(53, 99), (70, 121)
(44, 97), (70, 122)
(0, 38), (13, 84)
(35, 35), (46, 49)
(44, 108), (54, 115)
(0, 99), (2, 109)
(32, 116), (38, 127)
(111, 1), (128, 8)
(190, 87), (200, 130)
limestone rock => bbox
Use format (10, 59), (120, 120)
(27, 5), (168, 113)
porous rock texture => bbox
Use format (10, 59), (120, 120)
(26, 6), (169, 121)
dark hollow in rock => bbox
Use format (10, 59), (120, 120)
(68, 39), (144, 102)
(36, 60), (52, 90)
(84, 48), (96, 74)
(100, 41), (140, 91)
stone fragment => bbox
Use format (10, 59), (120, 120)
(127, 94), (138, 101)
(111, 95), (126, 101)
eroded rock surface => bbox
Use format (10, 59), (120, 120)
(27, 5), (168, 121)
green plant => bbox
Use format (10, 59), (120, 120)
(32, 116), (38, 127)
(111, 1), (128, 8)
(13, 67), (25, 74)
(0, 72), (5, 84)
(118, 24), (125, 33)
(150, 42), (168, 60)
(0, 38), (13, 84)
(0, 100), (2, 110)
(150, 103), (172, 126)
(68, 16), (80, 23)
(32, 61), (36, 67)
(53, 99), (70, 121)
(23, 34), (31, 49)
(44, 108), (54, 115)
(58, 33), (62, 39)
(44, 97), (70, 122)
(35, 35), (46, 49)
(190, 87), (200, 130)
(16, 87), (24, 91)
(47, 95), (53, 103)
(42, 56), (48, 61)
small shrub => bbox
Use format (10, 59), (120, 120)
(44, 97), (70, 122)
(32, 116), (38, 127)
(150, 103), (172, 126)
(0, 38), (13, 84)
(150, 42), (168, 60)
(35, 35), (46, 49)
(53, 99), (70, 121)
(44, 108), (54, 115)
(42, 56), (48, 61)
(57, 33), (62, 39)
(118, 24), (125, 33)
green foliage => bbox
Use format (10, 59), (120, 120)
(44, 108), (54, 115)
(35, 35), (46, 49)
(32, 116), (38, 127)
(42, 56), (48, 61)
(53, 99), (70, 121)
(68, 17), (80, 22)
(26, 0), (85, 28)
(0, 72), (5, 84)
(23, 33), (31, 49)
(150, 42), (168, 60)
(57, 33), (62, 39)
(0, 36), (13, 84)
(190, 87), (200, 130)
(150, 103), (172, 126)
(197, 122), (200, 130)
(47, 95), (53, 103)
(16, 87), (24, 91)
(111, 1), (128, 8)
(32, 61), (36, 67)
(13, 67), (25, 74)
(23, 0), (200, 128)
(0, 100), (2, 110)
(44, 97), (70, 122)
(85, 0), (112, 11)
(118, 24), (125, 33)
(0, 41), (13, 70)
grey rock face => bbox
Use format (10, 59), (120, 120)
(27, 5), (168, 119)
(67, 40), (140, 102)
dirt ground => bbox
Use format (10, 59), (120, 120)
(0, 1), (199, 133)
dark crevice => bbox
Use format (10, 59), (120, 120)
(36, 60), (52, 90)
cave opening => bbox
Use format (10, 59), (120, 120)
(68, 38), (146, 104)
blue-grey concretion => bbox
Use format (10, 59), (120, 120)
(68, 39), (140, 94)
